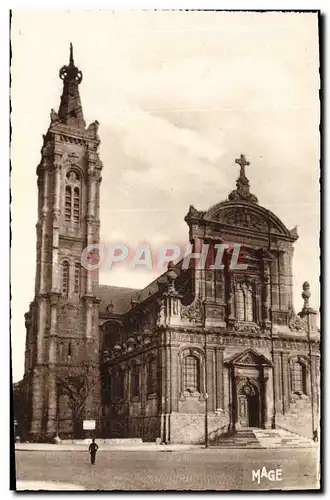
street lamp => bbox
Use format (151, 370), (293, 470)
(204, 328), (209, 448)
(299, 282), (316, 441)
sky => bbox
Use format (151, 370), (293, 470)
(11, 10), (320, 382)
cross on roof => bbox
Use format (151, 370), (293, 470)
(235, 154), (250, 177)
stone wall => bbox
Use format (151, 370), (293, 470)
(108, 416), (161, 442)
(276, 395), (320, 439)
(170, 412), (228, 444)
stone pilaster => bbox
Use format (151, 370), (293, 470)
(273, 352), (282, 412)
(35, 168), (50, 295)
(85, 297), (93, 340)
(46, 294), (59, 436)
(281, 351), (290, 413)
(51, 153), (62, 293)
(215, 347), (224, 411)
(261, 367), (270, 429)
(30, 368), (44, 438)
(206, 346), (214, 411)
(193, 236), (205, 300)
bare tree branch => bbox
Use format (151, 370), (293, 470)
(56, 364), (96, 432)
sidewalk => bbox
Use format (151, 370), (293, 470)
(15, 442), (202, 452)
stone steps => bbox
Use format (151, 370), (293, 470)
(253, 429), (317, 448)
(211, 429), (261, 448)
(211, 428), (317, 449)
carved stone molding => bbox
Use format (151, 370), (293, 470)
(233, 323), (261, 334)
(288, 309), (307, 332)
(181, 298), (203, 324)
(272, 310), (288, 326)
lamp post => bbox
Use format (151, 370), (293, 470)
(300, 282), (315, 440)
(204, 328), (209, 448)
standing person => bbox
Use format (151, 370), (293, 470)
(88, 437), (99, 465)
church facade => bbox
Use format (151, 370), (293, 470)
(19, 48), (320, 444)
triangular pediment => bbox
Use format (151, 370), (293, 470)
(226, 348), (272, 366)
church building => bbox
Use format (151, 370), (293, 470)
(19, 47), (320, 444)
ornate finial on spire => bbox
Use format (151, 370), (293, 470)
(57, 45), (85, 128)
(69, 42), (74, 66)
(59, 44), (82, 85)
(228, 154), (258, 204)
(302, 281), (311, 309)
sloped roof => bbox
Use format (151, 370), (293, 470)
(97, 260), (185, 315)
(96, 285), (140, 315)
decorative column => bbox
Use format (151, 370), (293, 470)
(51, 147), (62, 293)
(281, 351), (290, 413)
(231, 367), (238, 433)
(260, 367), (269, 429)
(215, 347), (224, 411)
(36, 166), (50, 295)
(159, 330), (167, 443)
(46, 155), (62, 436)
(30, 368), (43, 437)
(225, 263), (236, 328)
(85, 167), (96, 297)
(262, 269), (271, 330)
(192, 236), (204, 300)
(46, 294), (59, 436)
(273, 352), (281, 413)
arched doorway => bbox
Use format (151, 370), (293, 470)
(237, 382), (260, 428)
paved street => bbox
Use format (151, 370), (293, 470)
(15, 447), (320, 491)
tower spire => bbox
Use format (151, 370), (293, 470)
(69, 42), (74, 66)
(57, 44), (86, 128)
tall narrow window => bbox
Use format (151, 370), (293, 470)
(235, 283), (255, 322)
(292, 361), (307, 395)
(68, 342), (72, 361)
(73, 187), (80, 224)
(131, 364), (140, 398)
(65, 186), (72, 222)
(236, 288), (245, 321)
(184, 355), (200, 392)
(245, 288), (253, 322)
(147, 357), (157, 395)
(74, 263), (81, 295)
(65, 171), (80, 224)
(61, 261), (69, 296)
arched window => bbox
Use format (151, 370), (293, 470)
(131, 363), (140, 398)
(73, 187), (80, 224)
(68, 342), (72, 361)
(65, 186), (72, 223)
(74, 263), (81, 295)
(236, 288), (245, 321)
(147, 357), (157, 395)
(292, 361), (307, 395)
(61, 261), (70, 296)
(245, 288), (253, 322)
(183, 355), (200, 392)
(235, 283), (255, 322)
(65, 171), (80, 224)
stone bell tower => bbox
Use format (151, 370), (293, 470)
(25, 45), (102, 439)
